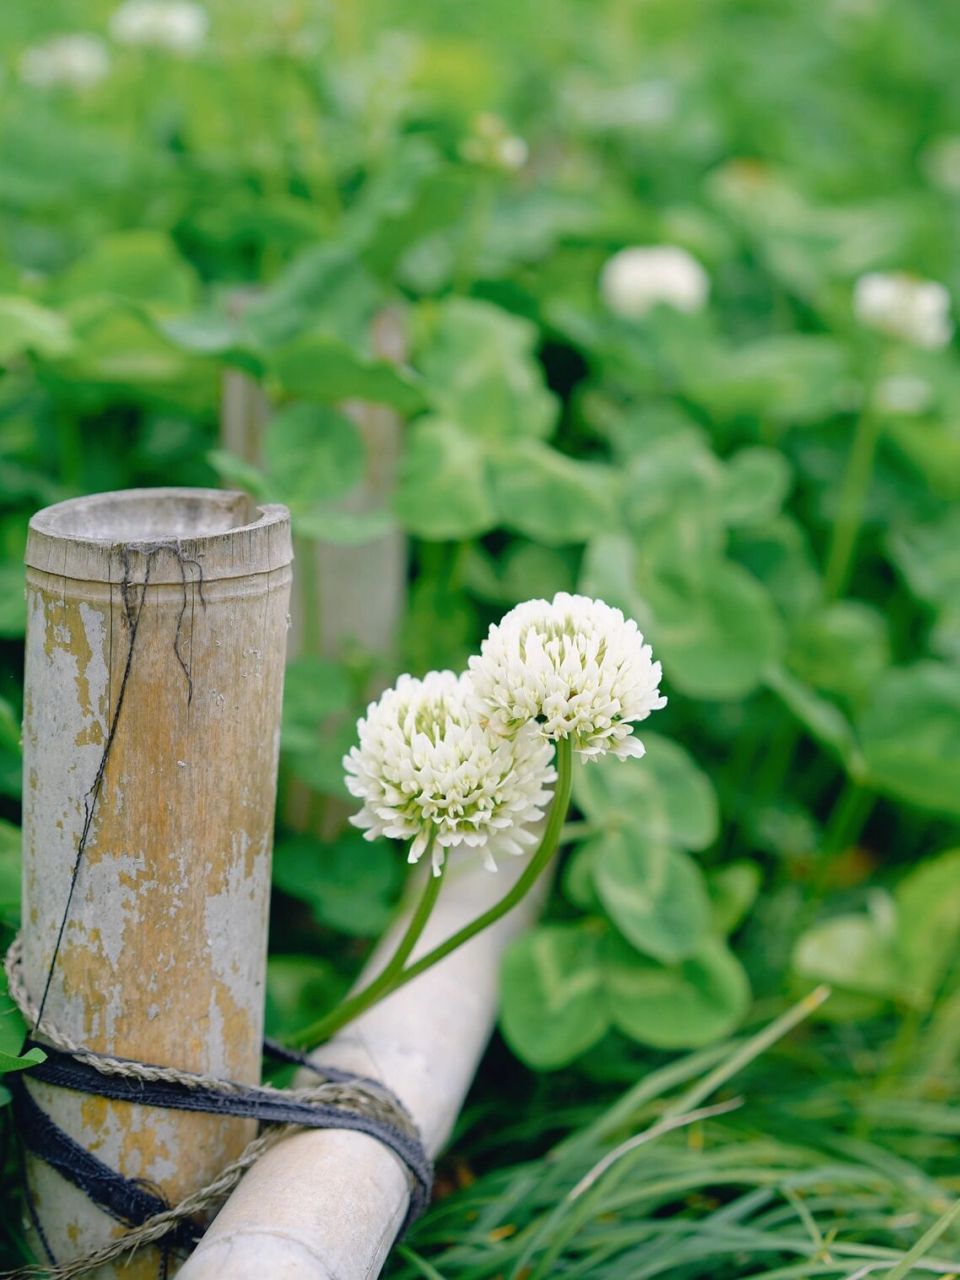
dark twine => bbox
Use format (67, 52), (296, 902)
(8, 542), (431, 1279)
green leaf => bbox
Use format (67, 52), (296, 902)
(242, 244), (381, 351)
(281, 658), (351, 756)
(417, 298), (557, 441)
(266, 954), (346, 1039)
(895, 848), (960, 1006)
(603, 934), (750, 1049)
(270, 333), (425, 413)
(206, 449), (269, 500)
(685, 334), (851, 426)
(765, 666), (863, 776)
(594, 833), (711, 963)
(62, 304), (207, 397)
(0, 697), (21, 799)
(561, 836), (603, 910)
(792, 912), (902, 1001)
(731, 516), (821, 622)
(785, 600), (889, 706)
(52, 231), (198, 312)
(490, 441), (619, 546)
(283, 717), (356, 799)
(500, 924), (609, 1069)
(394, 419), (497, 540)
(859, 663), (960, 819)
(293, 507), (395, 546)
(708, 862), (762, 936)
(0, 296), (74, 361)
(263, 404), (365, 510)
(272, 831), (402, 937)
(888, 510), (960, 612)
(0, 563), (26, 638)
(0, 818), (20, 915)
(717, 448), (792, 527)
(622, 429), (723, 536)
(574, 733), (718, 852)
(644, 561), (784, 701)
(0, 994), (43, 1075)
(462, 542), (576, 607)
(0, 1044), (44, 1075)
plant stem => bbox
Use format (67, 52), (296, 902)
(389, 737), (573, 988)
(821, 777), (873, 855)
(292, 859), (446, 1049)
(823, 390), (881, 600)
(291, 737), (575, 1050)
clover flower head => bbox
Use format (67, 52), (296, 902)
(343, 671), (556, 875)
(853, 272), (953, 350)
(19, 35), (110, 90)
(459, 113), (529, 172)
(875, 374), (932, 417)
(600, 245), (709, 319)
(110, 0), (208, 54)
(469, 593), (667, 761)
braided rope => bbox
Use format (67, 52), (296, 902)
(4, 936), (430, 1280)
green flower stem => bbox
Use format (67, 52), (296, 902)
(822, 778), (874, 855)
(823, 382), (882, 600)
(291, 858), (446, 1049)
(291, 737), (575, 1050)
(392, 737), (573, 989)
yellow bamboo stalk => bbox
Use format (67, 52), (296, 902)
(20, 488), (292, 1278)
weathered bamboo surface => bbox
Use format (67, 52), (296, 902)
(178, 854), (543, 1280)
(21, 488), (292, 1278)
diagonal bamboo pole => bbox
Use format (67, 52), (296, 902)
(178, 853), (546, 1280)
(20, 488), (292, 1278)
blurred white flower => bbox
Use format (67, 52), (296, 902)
(344, 671), (556, 875)
(469, 593), (667, 761)
(19, 34), (110, 90)
(110, 1), (208, 54)
(853, 272), (953, 350)
(460, 113), (529, 172)
(495, 134), (529, 172)
(875, 374), (932, 416)
(600, 245), (709, 319)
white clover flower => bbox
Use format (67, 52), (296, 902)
(19, 35), (110, 91)
(344, 671), (556, 875)
(110, 0), (208, 54)
(875, 374), (932, 416)
(469, 593), (667, 761)
(600, 245), (709, 319)
(459, 113), (529, 172)
(853, 272), (953, 350)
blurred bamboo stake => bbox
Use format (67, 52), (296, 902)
(178, 853), (546, 1280)
(219, 304), (408, 666)
(20, 489), (292, 1278)
(220, 302), (408, 832)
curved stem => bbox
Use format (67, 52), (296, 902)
(397, 737), (573, 986)
(292, 859), (445, 1049)
(291, 737), (575, 1051)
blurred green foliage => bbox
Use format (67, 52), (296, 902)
(1, 0), (960, 1270)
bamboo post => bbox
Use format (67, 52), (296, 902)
(178, 854), (546, 1280)
(220, 303), (408, 666)
(20, 488), (292, 1277)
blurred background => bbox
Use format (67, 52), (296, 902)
(2, 1), (960, 1275)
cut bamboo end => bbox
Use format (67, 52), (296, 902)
(20, 488), (292, 1278)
